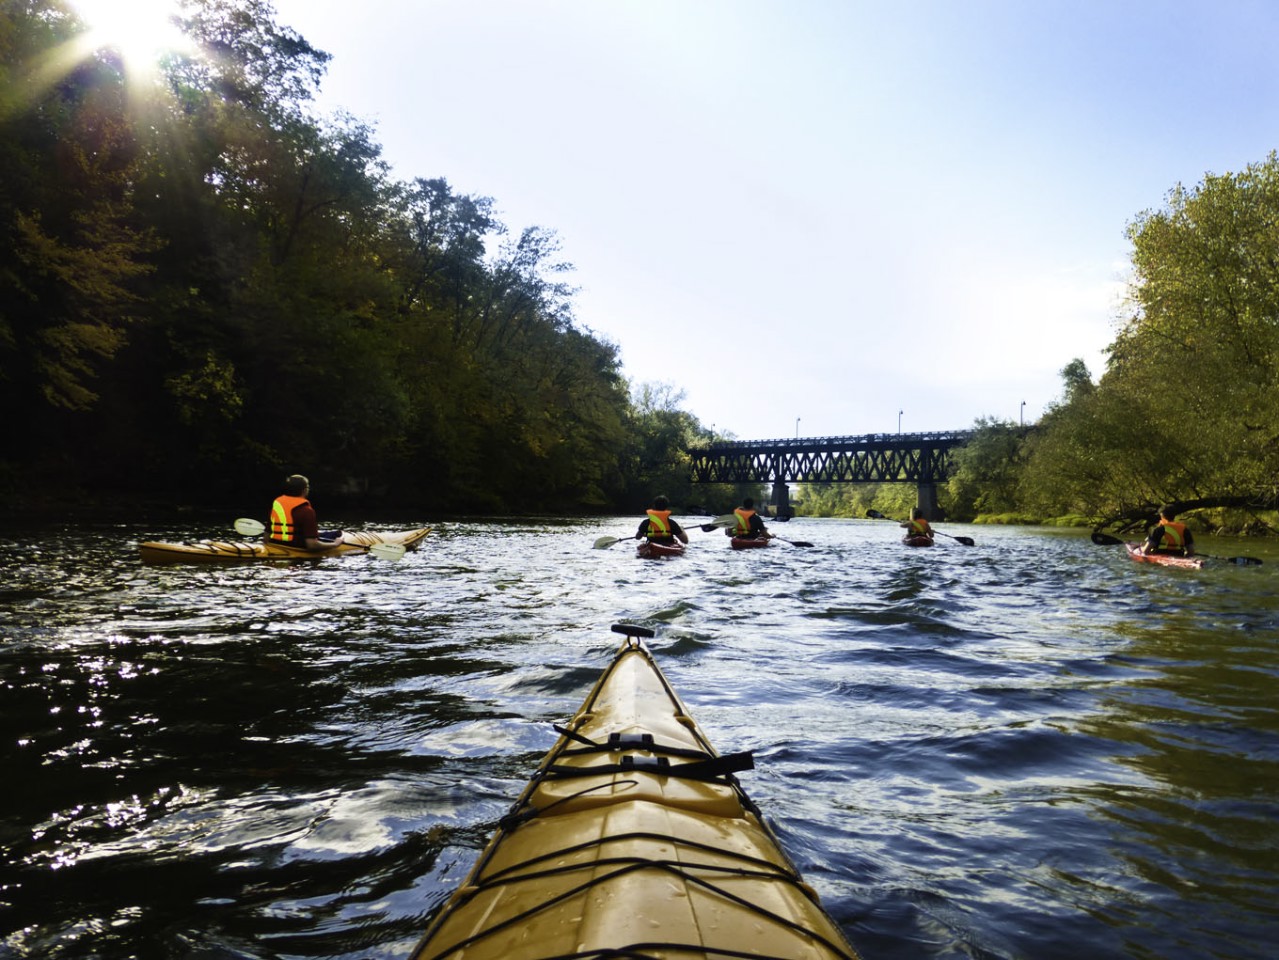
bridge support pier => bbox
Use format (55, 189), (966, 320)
(916, 483), (939, 520)
(770, 481), (793, 519)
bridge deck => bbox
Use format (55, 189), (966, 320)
(689, 431), (972, 484)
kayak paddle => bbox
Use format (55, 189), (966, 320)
(865, 509), (975, 546)
(1091, 530), (1261, 565)
(593, 533), (643, 549)
(233, 517), (407, 561)
(771, 536), (814, 547)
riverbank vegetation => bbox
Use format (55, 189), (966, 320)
(3, 2), (1276, 532)
(1, 1), (728, 516)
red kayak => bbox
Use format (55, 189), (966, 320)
(902, 535), (934, 547)
(637, 540), (686, 559)
(1124, 542), (1204, 569)
(730, 536), (772, 550)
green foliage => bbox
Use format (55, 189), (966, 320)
(0, 0), (639, 512)
(1017, 156), (1279, 526)
(945, 416), (1025, 520)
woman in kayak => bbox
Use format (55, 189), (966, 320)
(1142, 504), (1196, 557)
(901, 507), (934, 544)
(636, 495), (689, 547)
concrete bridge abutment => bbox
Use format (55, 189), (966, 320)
(916, 483), (939, 520)
(770, 480), (793, 519)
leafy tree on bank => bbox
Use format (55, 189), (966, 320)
(618, 382), (703, 511)
(0, 0), (641, 515)
(1018, 156), (1279, 529)
(945, 417), (1027, 521)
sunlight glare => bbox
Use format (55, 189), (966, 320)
(72, 0), (193, 67)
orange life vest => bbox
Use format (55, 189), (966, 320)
(733, 507), (756, 536)
(646, 509), (673, 540)
(1154, 520), (1187, 552)
(908, 517), (932, 536)
(270, 495), (309, 544)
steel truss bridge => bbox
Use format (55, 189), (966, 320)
(688, 431), (973, 518)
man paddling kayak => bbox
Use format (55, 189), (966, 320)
(901, 507), (935, 545)
(634, 495), (689, 547)
(726, 496), (773, 541)
(267, 474), (342, 551)
(1139, 504), (1196, 559)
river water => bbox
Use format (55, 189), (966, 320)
(1, 517), (1276, 960)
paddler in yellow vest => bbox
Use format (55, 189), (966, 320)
(901, 507), (934, 543)
(635, 495), (689, 546)
(1142, 504), (1196, 557)
(268, 474), (342, 550)
(728, 497), (772, 541)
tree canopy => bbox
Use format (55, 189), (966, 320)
(0, 0), (707, 514)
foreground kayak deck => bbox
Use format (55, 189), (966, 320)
(730, 535), (772, 549)
(409, 625), (860, 960)
(138, 527), (431, 565)
(901, 535), (935, 547)
(1124, 541), (1205, 569)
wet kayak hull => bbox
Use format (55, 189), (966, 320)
(637, 539), (686, 559)
(138, 527), (431, 564)
(1124, 541), (1204, 569)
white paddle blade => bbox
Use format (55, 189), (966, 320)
(368, 542), (407, 561)
(593, 536), (620, 549)
(235, 517), (265, 536)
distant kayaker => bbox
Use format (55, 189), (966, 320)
(267, 474), (342, 550)
(1143, 504), (1195, 557)
(729, 497), (772, 540)
(636, 495), (689, 546)
(901, 508), (934, 543)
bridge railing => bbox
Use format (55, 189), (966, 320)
(692, 431), (972, 450)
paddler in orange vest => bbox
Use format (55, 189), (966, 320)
(267, 474), (342, 550)
(635, 495), (689, 546)
(901, 507), (934, 544)
(1142, 504), (1195, 557)
(728, 497), (772, 541)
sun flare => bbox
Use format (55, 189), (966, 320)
(71, 0), (194, 68)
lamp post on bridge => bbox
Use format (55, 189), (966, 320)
(1020, 400), (1025, 426)
(795, 417), (800, 439)
(898, 410), (903, 434)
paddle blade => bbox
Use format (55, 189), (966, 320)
(593, 536), (621, 549)
(368, 542), (407, 561)
(865, 509), (886, 520)
(699, 518), (735, 532)
(235, 517), (265, 536)
(787, 540), (814, 547)
(1091, 531), (1123, 546)
(1224, 556), (1263, 566)
(953, 536), (976, 546)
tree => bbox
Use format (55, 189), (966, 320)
(946, 417), (1025, 519)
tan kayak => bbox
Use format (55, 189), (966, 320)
(137, 527), (430, 564)
(410, 624), (860, 960)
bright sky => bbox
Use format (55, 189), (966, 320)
(261, 0), (1279, 440)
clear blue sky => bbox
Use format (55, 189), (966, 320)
(262, 1), (1278, 439)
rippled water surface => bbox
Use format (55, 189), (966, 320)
(2, 517), (1277, 959)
